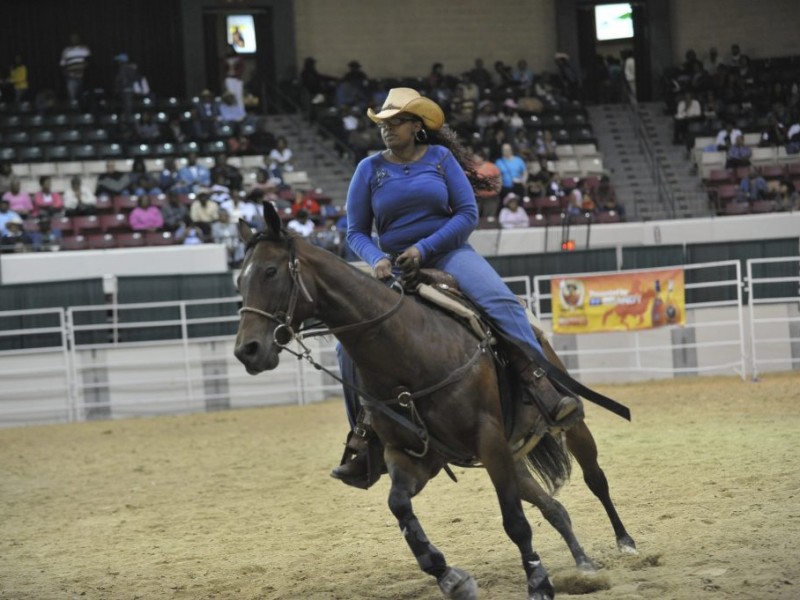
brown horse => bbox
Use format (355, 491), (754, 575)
(234, 203), (635, 600)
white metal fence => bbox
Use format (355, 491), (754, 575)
(1, 261), (798, 426)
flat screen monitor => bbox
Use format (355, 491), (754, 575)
(595, 3), (633, 42)
(227, 15), (256, 53)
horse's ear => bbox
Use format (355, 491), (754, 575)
(262, 201), (283, 238)
(238, 218), (254, 244)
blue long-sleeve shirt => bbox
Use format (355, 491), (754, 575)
(345, 145), (479, 267)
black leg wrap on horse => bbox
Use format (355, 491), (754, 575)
(524, 553), (555, 600)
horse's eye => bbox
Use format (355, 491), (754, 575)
(264, 266), (278, 278)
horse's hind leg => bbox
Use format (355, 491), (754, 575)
(479, 423), (555, 600)
(384, 447), (478, 600)
(515, 461), (596, 572)
(566, 421), (637, 554)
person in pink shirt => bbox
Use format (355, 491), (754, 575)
(2, 178), (33, 219)
(128, 195), (164, 231)
(33, 176), (64, 218)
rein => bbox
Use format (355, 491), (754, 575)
(237, 235), (481, 464)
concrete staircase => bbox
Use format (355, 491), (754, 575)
(587, 102), (713, 221)
(636, 102), (713, 219)
(265, 113), (354, 205)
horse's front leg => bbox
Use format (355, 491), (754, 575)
(515, 461), (596, 572)
(565, 421), (637, 554)
(384, 446), (478, 600)
(479, 421), (555, 600)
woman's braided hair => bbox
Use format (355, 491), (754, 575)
(425, 125), (497, 193)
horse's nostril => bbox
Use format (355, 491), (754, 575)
(236, 340), (261, 360)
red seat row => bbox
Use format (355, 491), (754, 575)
(60, 231), (176, 251)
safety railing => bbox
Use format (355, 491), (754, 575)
(746, 256), (800, 379)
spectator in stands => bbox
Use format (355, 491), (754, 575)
(131, 63), (152, 105)
(247, 169), (280, 197)
(725, 135), (752, 169)
(95, 161), (130, 197)
(300, 57), (337, 109)
(176, 217), (205, 245)
(493, 60), (514, 87)
(759, 113), (787, 147)
(673, 91), (703, 145)
(0, 198), (22, 235)
(786, 120), (800, 155)
(738, 167), (768, 201)
(728, 44), (745, 69)
(164, 114), (188, 144)
(554, 53), (580, 100)
(513, 59), (535, 94)
(473, 150), (501, 219)
(209, 174), (232, 205)
(219, 91), (247, 128)
(222, 45), (245, 109)
(33, 176), (64, 218)
(60, 33), (91, 103)
(178, 152), (211, 192)
(335, 61), (369, 109)
(212, 209), (244, 267)
(513, 128), (534, 162)
(8, 55), (28, 103)
(577, 179), (596, 213)
(468, 58), (493, 93)
(129, 158), (162, 195)
(596, 175), (626, 219)
(135, 111), (161, 141)
(2, 179), (33, 219)
(495, 142), (528, 198)
(775, 177), (798, 212)
(158, 158), (188, 195)
(498, 193), (529, 229)
(703, 47), (720, 76)
(64, 176), (97, 216)
(347, 116), (382, 163)
(268, 136), (294, 181)
(286, 208), (315, 238)
(113, 53), (140, 122)
(210, 153), (243, 191)
(425, 62), (445, 92)
(0, 162), (17, 195)
(291, 189), (321, 216)
(194, 89), (220, 138)
(30, 216), (62, 252)
(189, 192), (219, 237)
(160, 191), (189, 232)
(714, 122), (742, 151)
(128, 195), (164, 232)
(534, 130), (559, 166)
(546, 172), (566, 201)
(623, 50), (636, 98)
(0, 216), (32, 253)
(220, 192), (260, 227)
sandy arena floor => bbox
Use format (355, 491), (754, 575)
(1, 372), (799, 599)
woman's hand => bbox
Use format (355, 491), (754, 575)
(395, 246), (422, 286)
(373, 257), (393, 281)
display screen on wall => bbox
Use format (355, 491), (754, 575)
(595, 3), (633, 41)
(227, 15), (256, 53)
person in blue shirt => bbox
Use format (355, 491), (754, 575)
(495, 142), (528, 198)
(332, 87), (582, 488)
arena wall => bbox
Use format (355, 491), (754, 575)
(669, 0), (800, 63)
(292, 0), (558, 80)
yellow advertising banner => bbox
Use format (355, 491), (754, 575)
(552, 268), (686, 334)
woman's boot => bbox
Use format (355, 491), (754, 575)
(515, 360), (584, 431)
(330, 412), (384, 489)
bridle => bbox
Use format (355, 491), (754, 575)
(238, 234), (405, 347)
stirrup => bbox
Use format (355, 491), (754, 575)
(330, 430), (384, 490)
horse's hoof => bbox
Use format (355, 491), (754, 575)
(527, 560), (555, 600)
(438, 567), (477, 600)
(577, 557), (597, 574)
(617, 535), (638, 555)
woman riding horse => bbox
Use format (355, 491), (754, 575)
(332, 88), (583, 487)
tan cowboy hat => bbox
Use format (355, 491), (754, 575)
(367, 87), (445, 130)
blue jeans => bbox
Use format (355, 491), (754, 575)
(337, 243), (543, 426)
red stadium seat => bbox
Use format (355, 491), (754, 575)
(95, 195), (115, 214)
(50, 216), (74, 235)
(113, 195), (139, 213)
(87, 233), (116, 249)
(594, 211), (621, 224)
(61, 235), (89, 251)
(115, 232), (147, 247)
(529, 213), (546, 227)
(145, 231), (176, 246)
(724, 202), (749, 216)
(478, 217), (500, 230)
(759, 165), (785, 180)
(705, 168), (733, 186)
(99, 213), (130, 233)
(71, 215), (102, 235)
(750, 200), (776, 214)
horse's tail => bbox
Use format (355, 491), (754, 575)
(523, 432), (572, 495)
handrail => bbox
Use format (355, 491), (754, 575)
(625, 94), (677, 218)
(263, 80), (355, 167)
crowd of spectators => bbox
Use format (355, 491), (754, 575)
(667, 45), (800, 214)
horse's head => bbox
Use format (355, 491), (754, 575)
(234, 202), (314, 374)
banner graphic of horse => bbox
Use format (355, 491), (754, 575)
(551, 268), (686, 334)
